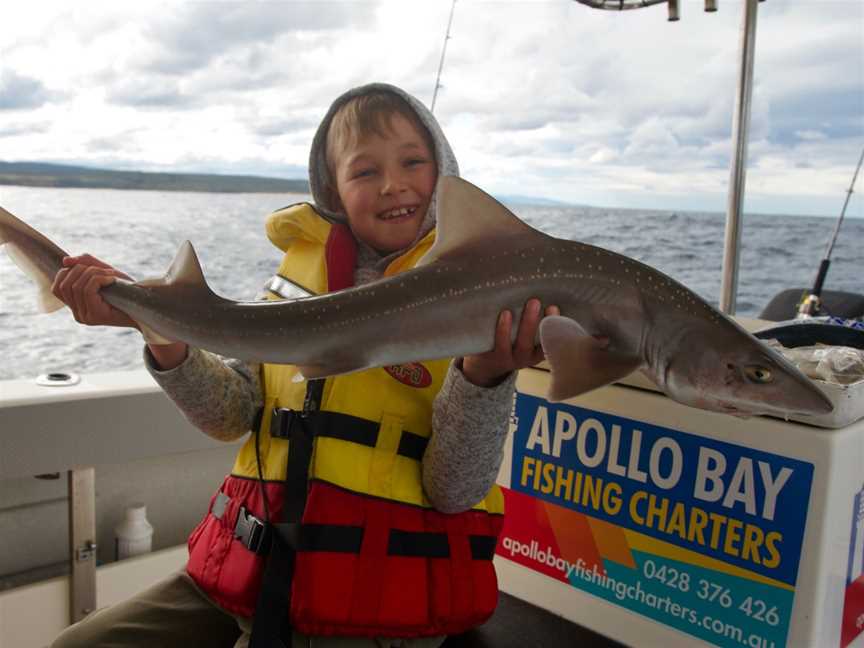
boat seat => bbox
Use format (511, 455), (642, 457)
(442, 591), (626, 648)
(759, 288), (864, 321)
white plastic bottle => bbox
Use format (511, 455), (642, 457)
(114, 503), (154, 560)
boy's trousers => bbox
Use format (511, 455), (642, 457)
(50, 570), (447, 648)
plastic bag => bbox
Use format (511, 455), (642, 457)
(765, 340), (864, 385)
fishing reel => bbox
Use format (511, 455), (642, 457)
(797, 293), (823, 319)
(572, 0), (764, 22)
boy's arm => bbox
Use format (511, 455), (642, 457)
(423, 360), (516, 513)
(51, 252), (264, 441)
(144, 346), (263, 442)
(422, 298), (557, 513)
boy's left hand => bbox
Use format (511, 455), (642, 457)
(462, 298), (560, 388)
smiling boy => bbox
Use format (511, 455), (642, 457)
(328, 103), (437, 255)
(51, 83), (554, 648)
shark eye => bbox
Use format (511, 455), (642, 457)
(744, 365), (773, 384)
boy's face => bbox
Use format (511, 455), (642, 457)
(333, 113), (437, 254)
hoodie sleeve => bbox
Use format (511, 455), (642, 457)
(143, 346), (262, 442)
(422, 360), (515, 514)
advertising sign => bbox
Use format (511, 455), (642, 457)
(842, 485), (864, 648)
(497, 392), (815, 648)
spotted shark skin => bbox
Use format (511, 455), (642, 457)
(0, 176), (833, 418)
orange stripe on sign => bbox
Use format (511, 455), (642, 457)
(542, 501), (604, 572)
(587, 517), (636, 569)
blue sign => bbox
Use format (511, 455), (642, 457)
(510, 393), (814, 587)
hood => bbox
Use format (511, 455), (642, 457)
(307, 83), (459, 279)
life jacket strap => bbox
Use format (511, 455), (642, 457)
(250, 380), (322, 648)
(270, 408), (429, 461)
(212, 495), (498, 561)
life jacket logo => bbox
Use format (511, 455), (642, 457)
(384, 363), (432, 388)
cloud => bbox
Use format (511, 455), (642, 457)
(105, 77), (200, 109)
(589, 147), (620, 164)
(86, 129), (149, 153)
(0, 120), (51, 138)
(134, 3), (373, 76)
(795, 130), (827, 142)
(0, 0), (860, 216)
(0, 71), (50, 110)
(95, 4), (382, 112)
(246, 115), (319, 138)
(768, 89), (864, 144)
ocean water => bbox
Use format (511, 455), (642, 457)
(1, 185), (861, 381)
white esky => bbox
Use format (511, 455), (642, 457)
(1, 0), (862, 217)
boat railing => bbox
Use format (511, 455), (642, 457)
(0, 369), (244, 637)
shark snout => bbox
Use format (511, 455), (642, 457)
(758, 372), (834, 417)
(793, 382), (834, 416)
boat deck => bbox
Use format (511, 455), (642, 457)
(444, 592), (624, 648)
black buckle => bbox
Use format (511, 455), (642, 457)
(234, 506), (270, 554)
(270, 407), (307, 439)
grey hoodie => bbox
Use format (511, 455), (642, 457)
(308, 82), (460, 285)
(145, 83), (515, 514)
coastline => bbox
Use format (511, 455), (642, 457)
(0, 161), (310, 194)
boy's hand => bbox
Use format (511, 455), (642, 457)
(51, 255), (139, 329)
(462, 299), (560, 387)
(52, 255), (190, 370)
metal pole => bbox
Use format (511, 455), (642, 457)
(719, 0), (760, 315)
(431, 0), (457, 113)
(68, 468), (97, 623)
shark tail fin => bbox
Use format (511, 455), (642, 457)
(0, 206), (67, 313)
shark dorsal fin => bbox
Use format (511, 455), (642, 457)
(417, 176), (550, 267)
(137, 241), (212, 293)
(124, 241), (213, 346)
(164, 241), (207, 286)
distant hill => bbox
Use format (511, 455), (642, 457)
(499, 194), (576, 207)
(0, 161), (577, 207)
(0, 161), (310, 194)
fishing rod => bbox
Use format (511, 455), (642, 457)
(797, 145), (864, 318)
(430, 0), (457, 114)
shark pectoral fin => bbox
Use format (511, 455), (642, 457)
(138, 323), (174, 346)
(296, 358), (370, 381)
(540, 315), (641, 402)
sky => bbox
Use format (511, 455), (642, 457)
(1, 0), (862, 217)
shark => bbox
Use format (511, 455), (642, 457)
(0, 175), (833, 418)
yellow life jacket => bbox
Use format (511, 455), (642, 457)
(186, 204), (504, 638)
